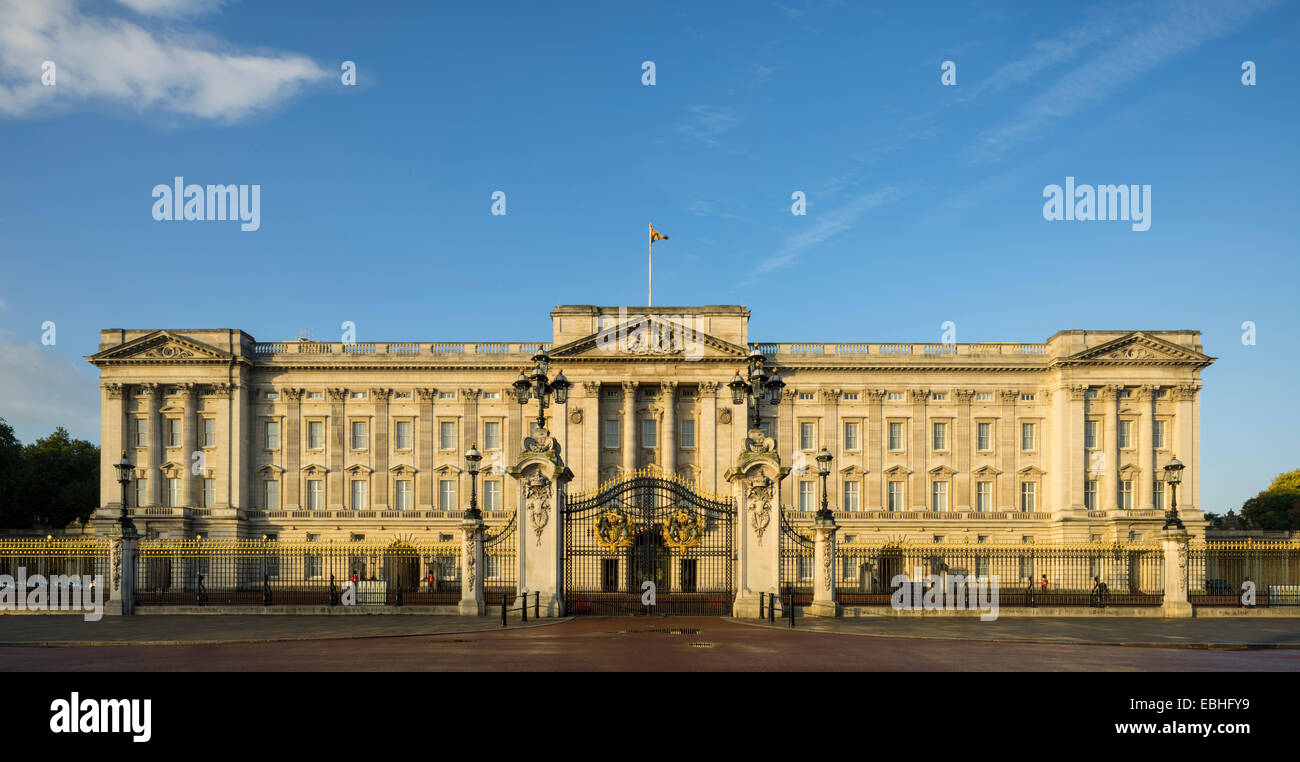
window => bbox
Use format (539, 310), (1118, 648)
(485, 555), (500, 580)
(307, 420), (324, 450)
(1020, 422), (1036, 451)
(395, 420), (412, 450)
(484, 420), (501, 450)
(167, 418), (181, 447)
(135, 478), (147, 507)
(201, 478), (215, 508)
(1119, 480), (1134, 510)
(887, 392), (904, 401)
(306, 555), (322, 579)
(799, 482), (815, 511)
(1117, 389), (1132, 399)
(307, 479), (324, 510)
(1118, 420), (1133, 449)
(843, 422), (859, 450)
(349, 391), (367, 400)
(439, 391), (455, 400)
(350, 479), (368, 510)
(165, 477), (180, 506)
(1084, 388), (1098, 399)
(932, 535), (945, 544)
(1020, 393), (1035, 402)
(481, 391), (498, 400)
(202, 418), (215, 448)
(485, 481), (502, 510)
(932, 422), (947, 451)
(642, 419), (657, 448)
(264, 391), (278, 400)
(799, 422), (815, 450)
(888, 422), (904, 450)
(1019, 482), (1036, 512)
(1152, 389), (1165, 399)
(604, 420), (619, 449)
(680, 419), (696, 449)
(976, 481), (992, 512)
(263, 479), (280, 510)
(798, 392), (814, 401)
(1153, 480), (1165, 511)
(888, 481), (904, 511)
(975, 392), (992, 401)
(264, 420), (279, 450)
(932, 481), (949, 511)
(395, 480), (412, 510)
(440, 421), (456, 450)
(135, 418), (148, 447)
(843, 481), (860, 511)
(439, 479), (456, 511)
(1084, 420), (1098, 449)
(351, 420), (368, 450)
(843, 392), (858, 401)
(1152, 420), (1165, 449)
(1085, 480), (1098, 510)
(977, 422), (992, 451)
(796, 556), (812, 580)
(931, 392), (947, 401)
(307, 391), (323, 400)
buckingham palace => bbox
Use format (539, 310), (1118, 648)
(85, 304), (1214, 545)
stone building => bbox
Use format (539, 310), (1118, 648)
(86, 304), (1213, 543)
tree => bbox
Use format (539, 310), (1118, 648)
(0, 419), (22, 525)
(9, 428), (99, 530)
(1268, 469), (1300, 493)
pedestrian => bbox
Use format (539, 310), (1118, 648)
(1041, 574), (1048, 591)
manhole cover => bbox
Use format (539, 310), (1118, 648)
(688, 642), (714, 648)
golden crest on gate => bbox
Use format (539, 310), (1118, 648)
(595, 508), (634, 549)
(663, 508), (705, 550)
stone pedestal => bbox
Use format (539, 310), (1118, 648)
(459, 517), (485, 616)
(1161, 527), (1193, 618)
(106, 532), (137, 616)
(810, 521), (839, 618)
(507, 428), (573, 617)
(725, 429), (789, 618)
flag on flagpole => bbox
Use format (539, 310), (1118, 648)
(650, 226), (669, 243)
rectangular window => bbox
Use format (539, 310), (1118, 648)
(1153, 480), (1165, 511)
(604, 420), (620, 449)
(931, 393), (947, 401)
(799, 422), (815, 450)
(1084, 420), (1097, 449)
(1020, 422), (1036, 451)
(843, 392), (858, 401)
(932, 421), (947, 451)
(976, 481), (992, 512)
(395, 420), (412, 450)
(799, 392), (815, 401)
(350, 479), (368, 510)
(797, 556), (812, 580)
(484, 420), (501, 450)
(167, 418), (181, 447)
(307, 420), (324, 450)
(887, 481), (904, 511)
(1120, 480), (1134, 510)
(307, 479), (324, 510)
(1117, 389), (1131, 399)
(351, 420), (368, 450)
(642, 419), (657, 448)
(439, 479), (456, 511)
(680, 419), (696, 449)
(1152, 420), (1165, 450)
(306, 555), (322, 579)
(166, 477), (181, 506)
(395, 480), (412, 510)
(1020, 482), (1036, 512)
(843, 481), (860, 511)
(975, 392), (992, 402)
(134, 417), (148, 447)
(799, 482), (815, 511)
(485, 481), (502, 510)
(263, 480), (279, 510)
(1118, 420), (1133, 448)
(1085, 480), (1098, 510)
(977, 422), (992, 451)
(843, 421), (859, 450)
(887, 393), (903, 401)
(202, 418), (215, 448)
(440, 421), (456, 450)
(888, 422), (904, 450)
(202, 478), (215, 508)
(265, 420), (279, 450)
(932, 481), (949, 511)
(135, 478), (147, 508)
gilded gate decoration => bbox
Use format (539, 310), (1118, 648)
(564, 470), (735, 615)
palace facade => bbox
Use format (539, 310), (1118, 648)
(86, 305), (1214, 543)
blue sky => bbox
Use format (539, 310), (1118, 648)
(0, 0), (1296, 512)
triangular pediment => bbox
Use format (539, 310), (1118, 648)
(883, 464), (913, 476)
(839, 464), (865, 476)
(301, 463), (329, 476)
(928, 465), (957, 477)
(972, 464), (1002, 477)
(1018, 465), (1046, 477)
(1065, 332), (1211, 365)
(549, 316), (749, 361)
(87, 331), (237, 365)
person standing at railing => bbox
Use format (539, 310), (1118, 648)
(1041, 574), (1048, 591)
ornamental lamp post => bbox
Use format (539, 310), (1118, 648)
(1163, 456), (1185, 530)
(728, 349), (785, 432)
(815, 445), (835, 525)
(512, 348), (571, 434)
(113, 451), (138, 537)
(464, 442), (482, 521)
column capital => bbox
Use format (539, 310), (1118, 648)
(864, 389), (887, 403)
(581, 381), (602, 396)
(101, 382), (125, 399)
(1135, 385), (1158, 402)
(370, 388), (393, 402)
(953, 389), (976, 403)
(1172, 384), (1201, 401)
(1099, 384), (1121, 401)
(698, 381), (719, 394)
(279, 387), (304, 402)
(139, 382), (161, 398)
(909, 389), (930, 404)
(823, 389), (842, 402)
(205, 382), (234, 399)
(1067, 384), (1089, 401)
(459, 388), (480, 402)
(415, 388), (437, 402)
(998, 389), (1020, 404)
(326, 388), (348, 402)
(781, 389), (798, 402)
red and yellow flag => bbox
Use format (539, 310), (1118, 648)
(650, 226), (669, 243)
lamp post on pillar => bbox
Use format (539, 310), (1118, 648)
(1160, 455), (1192, 618)
(460, 444), (486, 615)
(111, 451), (138, 615)
(810, 446), (839, 617)
(1162, 456), (1185, 530)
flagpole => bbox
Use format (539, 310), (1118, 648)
(648, 222), (653, 306)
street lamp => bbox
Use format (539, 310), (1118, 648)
(815, 445), (834, 525)
(1163, 455), (1185, 530)
(113, 451), (137, 537)
(464, 442), (482, 521)
(728, 349), (786, 432)
(513, 347), (571, 435)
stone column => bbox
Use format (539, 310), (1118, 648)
(700, 382), (719, 494)
(327, 388), (346, 509)
(866, 390), (885, 509)
(662, 382), (677, 475)
(810, 520), (839, 617)
(1100, 385), (1119, 511)
(727, 439), (788, 618)
(621, 381), (637, 474)
(1174, 384), (1200, 509)
(373, 388), (391, 509)
(778, 389), (796, 507)
(416, 388), (436, 508)
(1160, 527), (1192, 617)
(1137, 386), (1155, 510)
(508, 436), (572, 616)
(1067, 385), (1087, 509)
(100, 383), (127, 510)
(281, 387), (302, 509)
(459, 516), (485, 615)
(998, 389), (1018, 511)
(143, 383), (162, 508)
(954, 390), (974, 511)
(909, 390), (929, 510)
(582, 382), (601, 491)
(179, 383), (198, 507)
(107, 532), (138, 616)
(208, 384), (232, 508)
(824, 389), (842, 510)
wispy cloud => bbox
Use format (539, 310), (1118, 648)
(0, 0), (327, 121)
(0, 334), (99, 445)
(677, 105), (741, 146)
(969, 0), (1278, 163)
(750, 186), (905, 278)
(959, 9), (1122, 103)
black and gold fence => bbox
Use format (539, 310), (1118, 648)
(1190, 540), (1300, 607)
(483, 515), (518, 605)
(0, 538), (112, 602)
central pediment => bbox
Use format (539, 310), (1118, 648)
(1064, 332), (1212, 366)
(87, 330), (237, 365)
(549, 314), (750, 361)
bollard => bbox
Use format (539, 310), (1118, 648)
(769, 591), (775, 623)
(263, 573), (272, 606)
(500, 593), (507, 627)
(521, 592), (527, 622)
(788, 586), (795, 628)
(534, 591), (540, 619)
(759, 592), (765, 619)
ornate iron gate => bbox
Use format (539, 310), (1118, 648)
(564, 472), (735, 615)
(780, 515), (815, 606)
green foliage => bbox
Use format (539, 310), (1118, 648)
(1241, 487), (1300, 531)
(0, 422), (99, 530)
(1268, 469), (1300, 494)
